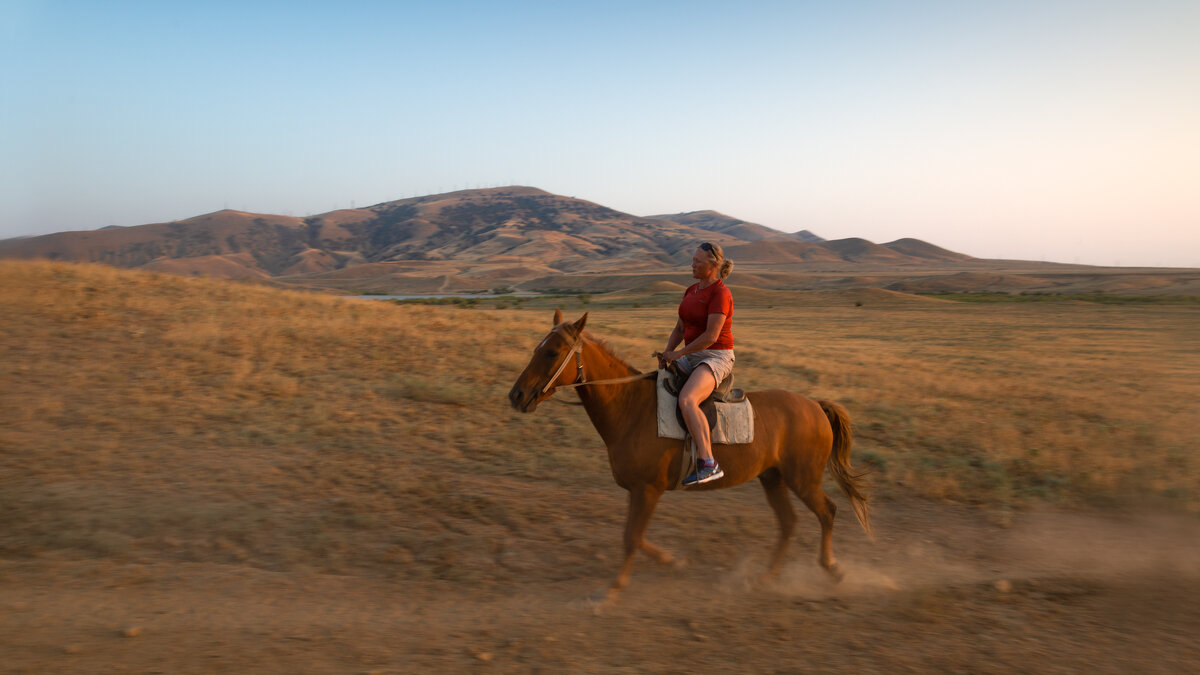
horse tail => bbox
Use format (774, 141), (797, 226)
(818, 400), (872, 538)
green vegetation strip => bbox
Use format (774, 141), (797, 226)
(925, 291), (1200, 305)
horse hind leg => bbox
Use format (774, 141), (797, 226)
(639, 539), (675, 566)
(759, 469), (796, 578)
(794, 485), (844, 582)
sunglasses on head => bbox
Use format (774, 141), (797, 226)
(700, 242), (714, 252)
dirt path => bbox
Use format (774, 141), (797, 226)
(3, 496), (1197, 673)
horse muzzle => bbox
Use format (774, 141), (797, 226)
(508, 385), (540, 413)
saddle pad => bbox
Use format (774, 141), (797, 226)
(656, 370), (754, 444)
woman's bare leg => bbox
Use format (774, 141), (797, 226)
(677, 364), (718, 460)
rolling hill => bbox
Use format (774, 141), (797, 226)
(648, 210), (823, 243)
(1, 187), (966, 282)
(0, 187), (733, 278)
(5, 186), (1197, 296)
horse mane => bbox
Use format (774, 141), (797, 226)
(581, 330), (641, 375)
(553, 322), (642, 375)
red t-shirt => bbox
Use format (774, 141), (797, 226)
(678, 280), (733, 350)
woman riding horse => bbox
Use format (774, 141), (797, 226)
(658, 241), (735, 486)
(508, 249), (870, 603)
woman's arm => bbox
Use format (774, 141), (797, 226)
(658, 319), (685, 367)
(664, 313), (726, 360)
(664, 318), (684, 353)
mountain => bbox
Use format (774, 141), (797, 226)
(0, 209), (321, 278)
(344, 187), (721, 270)
(0, 186), (990, 292)
(722, 239), (843, 264)
(1, 187), (730, 278)
(648, 210), (823, 244)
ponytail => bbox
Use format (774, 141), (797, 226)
(700, 241), (734, 280)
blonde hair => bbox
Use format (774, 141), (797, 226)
(700, 242), (734, 279)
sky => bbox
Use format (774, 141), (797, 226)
(3, 1), (1198, 267)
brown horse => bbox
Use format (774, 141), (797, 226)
(508, 310), (871, 603)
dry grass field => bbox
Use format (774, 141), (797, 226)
(2, 260), (1198, 672)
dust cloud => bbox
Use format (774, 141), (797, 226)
(725, 507), (1200, 600)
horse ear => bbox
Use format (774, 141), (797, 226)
(553, 309), (564, 325)
(573, 313), (588, 333)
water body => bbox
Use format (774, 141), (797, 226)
(350, 293), (545, 301)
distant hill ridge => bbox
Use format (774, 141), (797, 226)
(0, 186), (973, 285)
(647, 210), (824, 244)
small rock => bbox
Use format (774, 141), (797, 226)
(475, 651), (493, 662)
(63, 644), (82, 654)
(994, 579), (1013, 593)
(121, 626), (143, 638)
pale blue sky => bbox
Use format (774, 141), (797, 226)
(3, 1), (1198, 266)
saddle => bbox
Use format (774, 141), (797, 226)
(662, 361), (746, 433)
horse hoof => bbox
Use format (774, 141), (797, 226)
(597, 588), (624, 613)
(825, 563), (845, 584)
(755, 572), (779, 590)
(650, 551), (674, 566)
(581, 588), (618, 614)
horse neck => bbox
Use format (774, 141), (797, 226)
(576, 337), (649, 445)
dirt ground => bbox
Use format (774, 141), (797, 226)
(3, 491), (1197, 674)
(3, 262), (1197, 673)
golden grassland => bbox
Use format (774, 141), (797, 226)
(1, 260), (1197, 583)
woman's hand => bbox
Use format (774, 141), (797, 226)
(661, 349), (682, 364)
(653, 351), (678, 369)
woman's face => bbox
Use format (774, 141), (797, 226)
(691, 248), (717, 280)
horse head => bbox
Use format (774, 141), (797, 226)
(508, 309), (588, 412)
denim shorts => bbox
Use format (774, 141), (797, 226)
(678, 349), (736, 384)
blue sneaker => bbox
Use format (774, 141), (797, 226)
(683, 460), (724, 486)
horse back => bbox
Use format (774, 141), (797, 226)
(604, 383), (834, 492)
(740, 388), (835, 475)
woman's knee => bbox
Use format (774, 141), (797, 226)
(678, 369), (716, 407)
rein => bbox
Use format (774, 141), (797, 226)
(542, 329), (654, 402)
(556, 372), (655, 389)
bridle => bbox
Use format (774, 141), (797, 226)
(539, 327), (653, 397)
(540, 328), (585, 394)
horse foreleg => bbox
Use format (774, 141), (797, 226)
(607, 484), (663, 602)
(759, 470), (797, 577)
